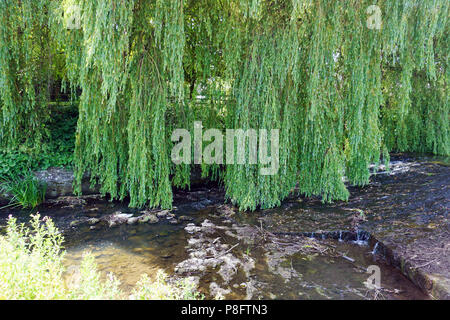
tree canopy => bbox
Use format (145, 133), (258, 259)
(0, 0), (448, 210)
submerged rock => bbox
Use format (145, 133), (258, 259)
(175, 258), (207, 274)
(47, 196), (87, 207)
(135, 213), (158, 224)
(136, 215), (147, 223)
(218, 253), (242, 283)
(216, 204), (235, 217)
(70, 220), (82, 227)
(200, 219), (216, 234)
(156, 210), (170, 218)
(176, 218), (256, 293)
(192, 198), (213, 210)
(160, 250), (174, 259)
(34, 167), (99, 199)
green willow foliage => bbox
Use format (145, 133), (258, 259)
(0, 0), (448, 210)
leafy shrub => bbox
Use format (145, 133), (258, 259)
(0, 214), (203, 300)
(0, 149), (34, 181)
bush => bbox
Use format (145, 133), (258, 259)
(0, 214), (203, 300)
(0, 149), (33, 181)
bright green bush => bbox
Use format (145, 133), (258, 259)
(0, 214), (202, 300)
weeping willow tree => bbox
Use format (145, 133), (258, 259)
(1, 0), (448, 211)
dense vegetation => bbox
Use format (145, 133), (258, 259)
(0, 1), (448, 211)
(0, 214), (203, 299)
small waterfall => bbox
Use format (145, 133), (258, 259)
(371, 242), (379, 255)
(338, 231), (343, 242)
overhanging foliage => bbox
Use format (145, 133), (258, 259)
(0, 0), (448, 210)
